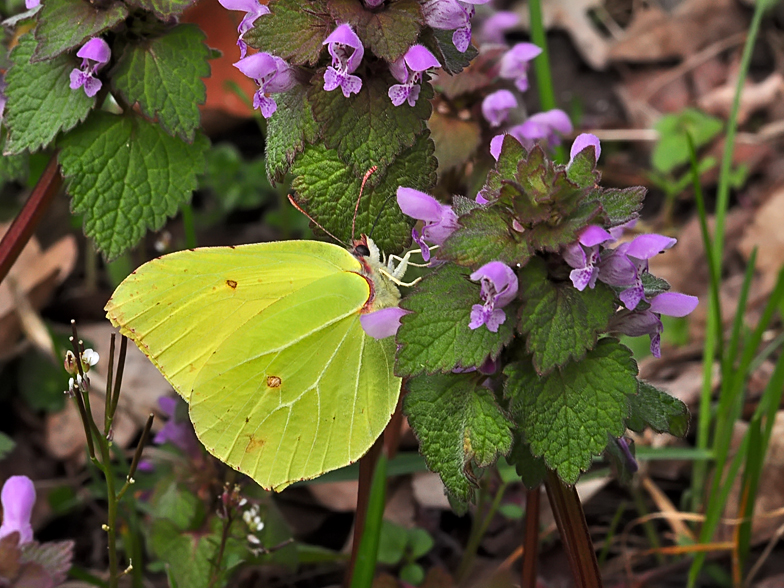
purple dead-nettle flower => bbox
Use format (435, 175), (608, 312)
(476, 10), (518, 45)
(568, 133), (601, 167)
(217, 0), (270, 58)
(499, 42), (541, 92)
(0, 74), (6, 122)
(323, 23), (364, 98)
(468, 261), (518, 332)
(563, 225), (615, 291)
(609, 292), (698, 358)
(598, 233), (677, 310)
(421, 0), (491, 53)
(360, 307), (410, 339)
(508, 109), (573, 150)
(397, 187), (459, 262)
(69, 37), (110, 98)
(388, 45), (440, 107)
(154, 396), (201, 459)
(481, 89), (517, 127)
(25, 0), (40, 8)
(0, 476), (36, 545)
(234, 52), (296, 118)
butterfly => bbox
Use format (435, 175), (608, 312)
(106, 198), (412, 490)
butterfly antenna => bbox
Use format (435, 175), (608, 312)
(287, 193), (347, 246)
(352, 166), (378, 241)
(368, 191), (397, 239)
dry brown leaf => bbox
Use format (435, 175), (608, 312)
(720, 413), (784, 545)
(514, 0), (611, 70)
(0, 227), (77, 360)
(411, 471), (451, 510)
(428, 111), (482, 176)
(308, 480), (359, 512)
(608, 0), (748, 63)
(739, 184), (784, 294)
(699, 72), (784, 124)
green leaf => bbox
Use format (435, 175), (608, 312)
(405, 374), (513, 503)
(592, 186), (645, 228)
(19, 349), (68, 413)
(266, 84), (319, 183)
(328, 0), (422, 62)
(641, 273), (671, 299)
(290, 132), (435, 254)
(397, 263), (514, 376)
(565, 147), (600, 188)
(309, 73), (432, 178)
(149, 520), (216, 588)
(376, 521), (408, 565)
(0, 432), (15, 460)
(479, 135), (528, 202)
(421, 28), (477, 75)
(123, 0), (197, 19)
(517, 258), (617, 375)
(407, 528), (434, 559)
(0, 130), (28, 185)
(507, 436), (547, 489)
(32, 0), (127, 62)
(4, 33), (94, 154)
(652, 108), (723, 174)
(112, 24), (210, 142)
(244, 0), (332, 66)
(151, 481), (202, 530)
(628, 381), (689, 437)
(505, 338), (638, 484)
(440, 204), (533, 268)
(58, 111), (209, 259)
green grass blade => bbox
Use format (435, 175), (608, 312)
(350, 453), (388, 588)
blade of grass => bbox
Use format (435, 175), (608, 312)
(349, 451), (388, 588)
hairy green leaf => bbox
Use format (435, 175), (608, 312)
(628, 381), (689, 437)
(244, 0), (332, 66)
(328, 0), (422, 62)
(32, 0), (127, 62)
(405, 374), (512, 503)
(508, 434), (547, 489)
(309, 73), (432, 177)
(112, 24), (210, 142)
(4, 34), (94, 154)
(505, 339), (638, 484)
(290, 132), (435, 253)
(58, 112), (209, 259)
(124, 0), (197, 19)
(397, 263), (514, 376)
(517, 258), (617, 375)
(266, 84), (319, 183)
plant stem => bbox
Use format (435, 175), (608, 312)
(521, 487), (541, 588)
(544, 469), (602, 588)
(0, 155), (62, 284)
(457, 480), (508, 584)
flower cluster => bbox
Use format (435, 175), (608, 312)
(233, 52), (296, 118)
(217, 0), (269, 58)
(69, 38), (110, 98)
(63, 347), (99, 396)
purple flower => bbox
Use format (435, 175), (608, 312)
(234, 52), (296, 118)
(569, 133), (601, 166)
(360, 307), (409, 339)
(0, 476), (35, 545)
(489, 133), (506, 160)
(508, 109), (573, 150)
(421, 0), (491, 53)
(154, 396), (201, 459)
(476, 11), (519, 45)
(25, 0), (40, 8)
(69, 37), (110, 98)
(388, 45), (440, 107)
(468, 261), (518, 332)
(217, 0), (270, 58)
(609, 292), (698, 357)
(499, 42), (542, 92)
(598, 233), (677, 310)
(0, 74), (6, 122)
(397, 187), (459, 261)
(481, 89), (517, 127)
(323, 24), (364, 97)
(563, 225), (615, 291)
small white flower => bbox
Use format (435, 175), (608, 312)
(81, 348), (99, 371)
(247, 534), (261, 545)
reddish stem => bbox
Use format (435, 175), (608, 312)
(544, 469), (603, 588)
(522, 487), (541, 588)
(0, 155), (63, 284)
